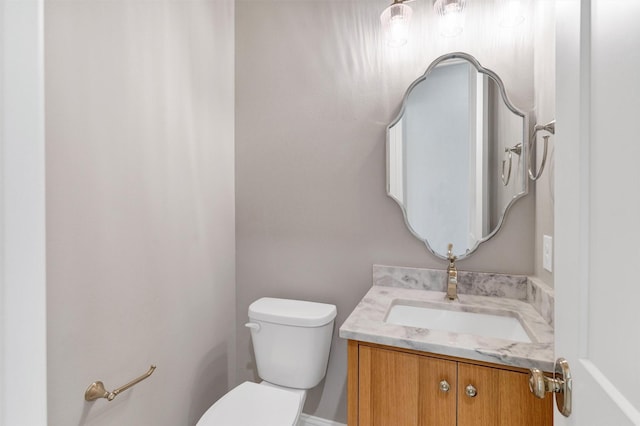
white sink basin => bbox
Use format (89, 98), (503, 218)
(385, 302), (532, 343)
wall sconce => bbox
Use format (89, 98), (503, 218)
(433, 0), (466, 37)
(380, 0), (414, 47)
(381, 0), (467, 47)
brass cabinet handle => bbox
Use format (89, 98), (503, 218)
(465, 384), (477, 398)
(439, 380), (450, 393)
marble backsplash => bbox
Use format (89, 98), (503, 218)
(527, 276), (555, 328)
(372, 265), (554, 326)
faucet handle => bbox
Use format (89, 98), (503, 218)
(447, 243), (456, 262)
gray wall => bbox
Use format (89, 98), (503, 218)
(533, 0), (556, 286)
(45, 1), (235, 425)
(236, 0), (538, 422)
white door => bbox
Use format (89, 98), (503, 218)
(555, 0), (640, 424)
(0, 1), (47, 425)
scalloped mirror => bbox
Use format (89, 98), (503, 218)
(387, 52), (528, 260)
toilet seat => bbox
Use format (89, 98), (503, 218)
(196, 381), (303, 426)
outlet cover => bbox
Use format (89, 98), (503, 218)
(543, 235), (553, 272)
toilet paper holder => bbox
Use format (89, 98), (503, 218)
(85, 365), (156, 402)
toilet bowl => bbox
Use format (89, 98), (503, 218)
(196, 298), (337, 426)
(196, 381), (305, 426)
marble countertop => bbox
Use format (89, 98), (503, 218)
(339, 284), (554, 372)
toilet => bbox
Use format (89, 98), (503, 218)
(197, 297), (337, 426)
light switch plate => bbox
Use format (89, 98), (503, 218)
(543, 235), (553, 272)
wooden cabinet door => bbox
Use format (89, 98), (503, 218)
(357, 346), (456, 426)
(495, 367), (553, 426)
(358, 345), (419, 426)
(457, 361), (500, 426)
(457, 363), (553, 426)
(417, 354), (457, 426)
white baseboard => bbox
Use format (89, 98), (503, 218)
(297, 413), (347, 426)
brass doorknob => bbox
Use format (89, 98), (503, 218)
(529, 368), (554, 399)
(529, 358), (572, 417)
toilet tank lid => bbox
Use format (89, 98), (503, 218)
(249, 298), (337, 327)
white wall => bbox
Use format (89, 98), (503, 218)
(236, 0), (537, 422)
(45, 1), (235, 425)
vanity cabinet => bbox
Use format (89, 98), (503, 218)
(348, 341), (553, 426)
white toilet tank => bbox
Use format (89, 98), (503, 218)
(247, 298), (337, 390)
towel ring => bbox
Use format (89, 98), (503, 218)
(528, 120), (555, 181)
(502, 150), (513, 186)
(501, 143), (522, 186)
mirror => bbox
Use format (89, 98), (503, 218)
(387, 52), (527, 259)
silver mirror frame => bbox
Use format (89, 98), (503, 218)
(386, 52), (529, 260)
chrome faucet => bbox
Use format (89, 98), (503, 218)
(445, 243), (458, 301)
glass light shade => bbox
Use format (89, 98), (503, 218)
(380, 3), (413, 47)
(433, 0), (466, 37)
